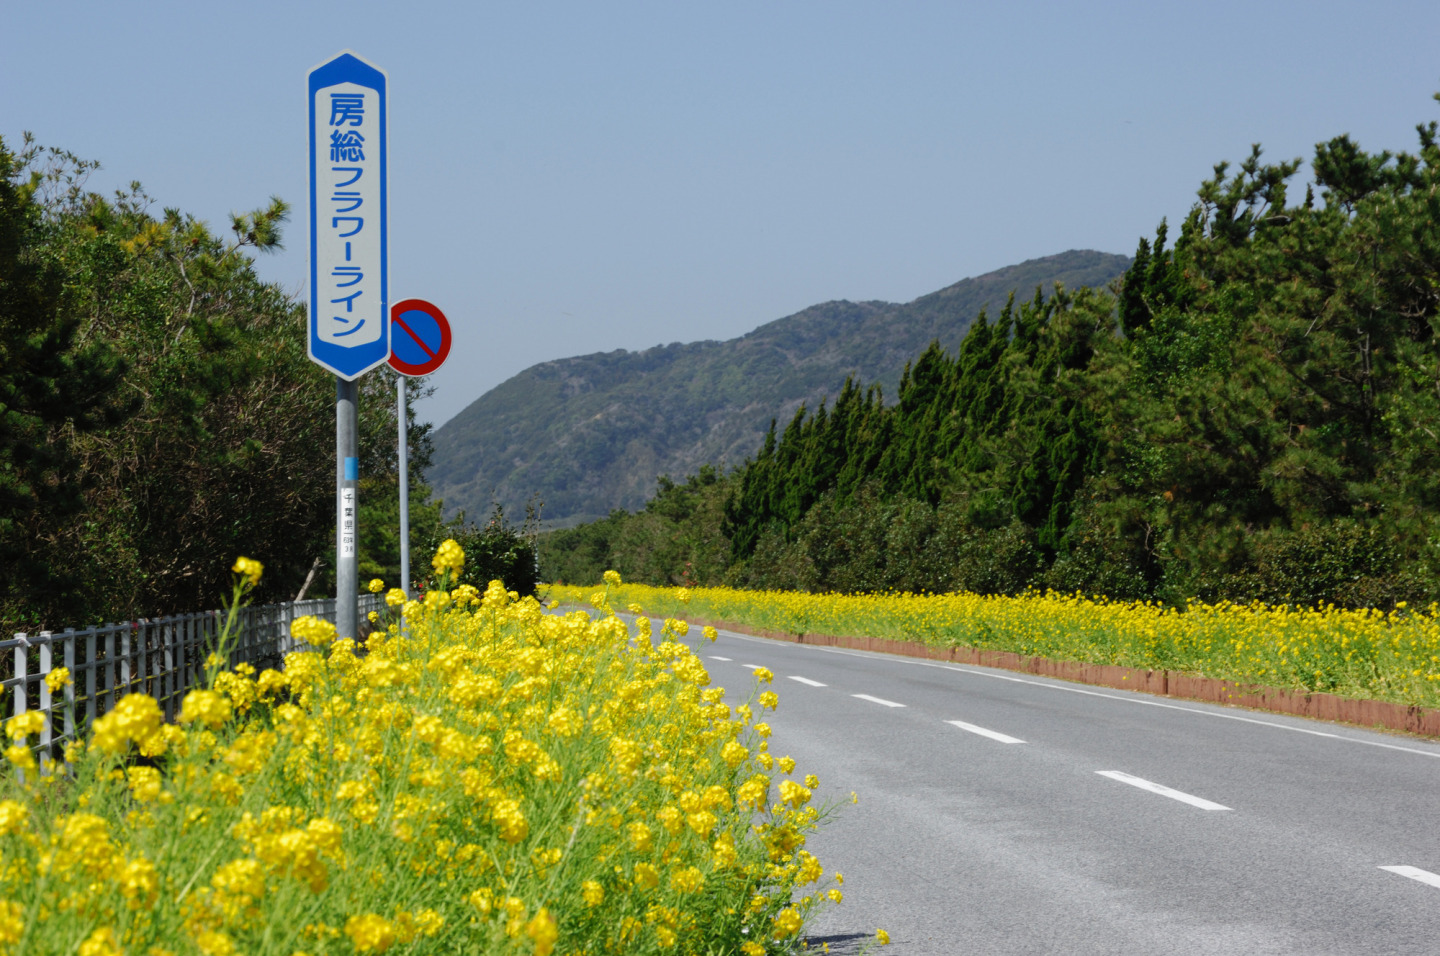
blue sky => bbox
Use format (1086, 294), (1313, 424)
(5, 1), (1439, 426)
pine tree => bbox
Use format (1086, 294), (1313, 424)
(0, 137), (128, 624)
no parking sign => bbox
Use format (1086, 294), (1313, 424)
(388, 299), (451, 376)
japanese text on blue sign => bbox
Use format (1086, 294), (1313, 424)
(312, 82), (382, 350)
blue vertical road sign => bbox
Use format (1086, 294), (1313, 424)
(308, 50), (389, 380)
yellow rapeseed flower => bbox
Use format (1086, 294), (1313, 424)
(525, 909), (558, 956)
(126, 767), (164, 804)
(3, 744), (35, 772)
(779, 780), (812, 809)
(345, 914), (397, 953)
(0, 900), (22, 946)
(290, 615), (337, 649)
(77, 927), (123, 956)
(91, 694), (164, 755)
(178, 689), (232, 730)
(120, 857), (159, 908)
(0, 801), (28, 837)
(634, 862), (660, 889)
(431, 539), (464, 575)
(772, 906), (803, 939)
(4, 710), (43, 741)
(231, 556), (263, 587)
(194, 931), (238, 956)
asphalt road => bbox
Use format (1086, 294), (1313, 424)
(697, 625), (1440, 955)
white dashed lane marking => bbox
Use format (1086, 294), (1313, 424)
(1380, 866), (1440, 889)
(708, 656), (732, 661)
(788, 676), (827, 687)
(946, 719), (1025, 744)
(852, 693), (905, 708)
(1096, 771), (1231, 811)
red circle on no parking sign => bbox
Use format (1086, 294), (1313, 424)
(388, 299), (451, 376)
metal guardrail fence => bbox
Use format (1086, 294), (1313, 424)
(2, 593), (384, 760)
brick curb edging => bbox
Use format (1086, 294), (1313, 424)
(681, 616), (1440, 739)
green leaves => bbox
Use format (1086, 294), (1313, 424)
(227, 196), (290, 254)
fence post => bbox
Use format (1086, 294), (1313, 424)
(167, 618), (176, 718)
(143, 621), (151, 695)
(178, 615), (188, 703)
(38, 633), (51, 769)
(85, 628), (97, 728)
(12, 635), (26, 722)
(12, 634), (26, 784)
(105, 626), (119, 714)
(194, 614), (205, 684)
(63, 629), (76, 755)
(120, 625), (131, 698)
(158, 619), (171, 720)
(242, 605), (254, 664)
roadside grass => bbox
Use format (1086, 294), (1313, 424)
(546, 584), (1440, 709)
(0, 557), (853, 956)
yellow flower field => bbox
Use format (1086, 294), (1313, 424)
(0, 551), (847, 955)
(547, 584), (1440, 709)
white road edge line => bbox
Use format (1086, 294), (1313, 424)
(853, 693), (906, 708)
(1096, 770), (1231, 810)
(788, 676), (827, 687)
(1380, 866), (1440, 889)
(708, 656), (732, 662)
(703, 627), (1440, 760)
(946, 719), (1025, 744)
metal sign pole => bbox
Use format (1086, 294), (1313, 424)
(336, 378), (359, 638)
(308, 50), (388, 639)
(398, 373), (411, 597)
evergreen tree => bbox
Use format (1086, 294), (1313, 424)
(0, 137), (129, 624)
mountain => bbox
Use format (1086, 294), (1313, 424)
(427, 250), (1130, 526)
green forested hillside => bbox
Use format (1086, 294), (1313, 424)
(427, 250), (1129, 525)
(544, 99), (1440, 610)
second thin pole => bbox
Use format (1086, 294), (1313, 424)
(398, 373), (411, 598)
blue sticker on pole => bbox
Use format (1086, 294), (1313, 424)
(308, 50), (389, 381)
